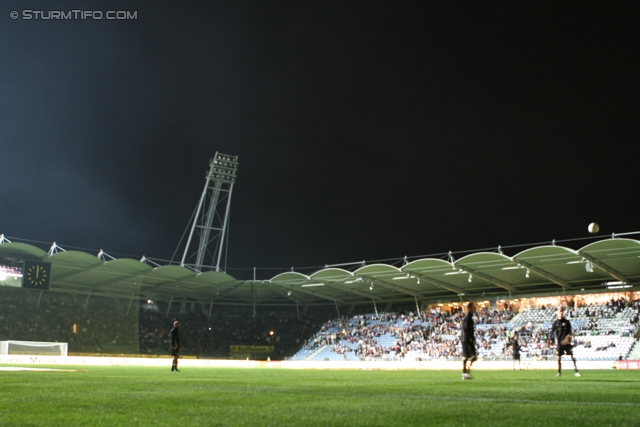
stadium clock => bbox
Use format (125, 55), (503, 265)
(22, 260), (51, 290)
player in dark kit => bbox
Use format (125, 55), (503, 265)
(171, 320), (180, 372)
(551, 307), (580, 377)
(461, 302), (477, 380)
(510, 331), (521, 370)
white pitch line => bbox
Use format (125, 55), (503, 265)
(0, 367), (84, 372)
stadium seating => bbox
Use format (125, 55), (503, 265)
(291, 300), (640, 362)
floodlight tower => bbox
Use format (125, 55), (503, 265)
(180, 153), (239, 272)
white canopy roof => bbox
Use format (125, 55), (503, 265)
(1, 238), (639, 307)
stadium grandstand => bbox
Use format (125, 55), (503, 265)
(1, 232), (639, 363)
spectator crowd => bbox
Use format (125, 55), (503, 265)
(304, 297), (640, 361)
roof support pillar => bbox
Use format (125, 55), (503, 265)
(346, 305), (355, 316)
(252, 282), (257, 320)
(84, 290), (91, 309)
(166, 296), (173, 317)
(127, 293), (135, 314)
(373, 299), (378, 318)
(334, 301), (340, 318)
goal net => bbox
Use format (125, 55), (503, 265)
(0, 340), (68, 356)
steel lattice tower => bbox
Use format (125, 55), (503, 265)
(180, 153), (239, 272)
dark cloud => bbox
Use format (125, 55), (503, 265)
(2, 1), (639, 279)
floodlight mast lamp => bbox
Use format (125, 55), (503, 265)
(180, 153), (239, 273)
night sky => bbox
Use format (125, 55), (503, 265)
(1, 2), (639, 280)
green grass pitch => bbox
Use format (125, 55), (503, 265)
(1, 366), (639, 426)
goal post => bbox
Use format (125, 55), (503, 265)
(0, 340), (68, 356)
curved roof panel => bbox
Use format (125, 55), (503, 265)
(579, 238), (640, 285)
(50, 250), (105, 265)
(514, 245), (608, 286)
(0, 242), (48, 260)
(455, 253), (522, 292)
(103, 258), (154, 275)
(310, 268), (353, 281)
(192, 270), (237, 285)
(580, 238), (640, 254)
(513, 245), (581, 265)
(270, 271), (309, 283)
(354, 264), (401, 278)
(145, 265), (195, 280)
(456, 252), (513, 269)
(402, 258), (453, 274)
(3, 237), (640, 307)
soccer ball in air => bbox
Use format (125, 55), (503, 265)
(588, 222), (600, 234)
